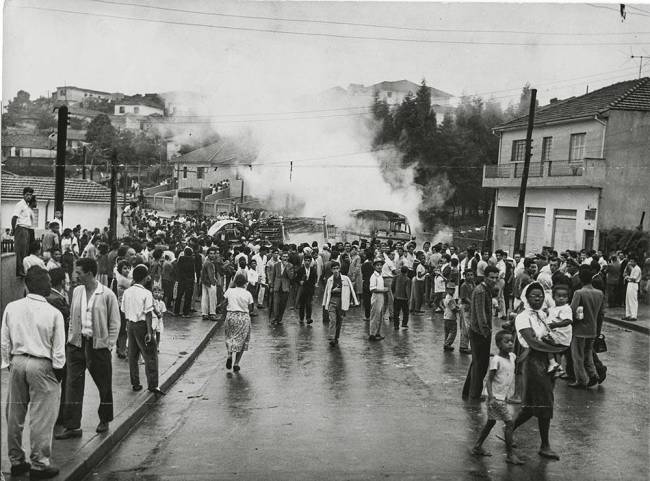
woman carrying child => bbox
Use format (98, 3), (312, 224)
(512, 282), (566, 460)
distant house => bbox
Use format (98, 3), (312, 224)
(484, 77), (650, 255)
(1, 133), (54, 159)
(54, 86), (119, 103)
(0, 172), (111, 232)
(48, 129), (88, 150)
(114, 94), (165, 116)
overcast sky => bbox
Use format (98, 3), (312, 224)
(3, 0), (650, 109)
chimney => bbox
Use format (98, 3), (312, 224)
(550, 98), (558, 104)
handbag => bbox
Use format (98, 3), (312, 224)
(593, 334), (608, 353)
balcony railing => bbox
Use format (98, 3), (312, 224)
(484, 159), (602, 180)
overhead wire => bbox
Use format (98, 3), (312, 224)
(13, 4), (650, 46)
(85, 0), (650, 37)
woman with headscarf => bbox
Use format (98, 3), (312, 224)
(512, 282), (566, 460)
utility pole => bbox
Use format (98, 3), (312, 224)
(109, 150), (118, 241)
(54, 105), (69, 221)
(82, 145), (87, 179)
(513, 88), (537, 255)
(631, 55), (648, 78)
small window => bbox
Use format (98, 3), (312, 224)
(541, 136), (552, 161)
(569, 133), (586, 162)
(183, 167), (188, 179)
(134, 106), (140, 114)
(511, 140), (526, 162)
(585, 209), (597, 220)
(15, 148), (21, 157)
(387, 91), (393, 98)
(60, 89), (66, 95)
(197, 167), (204, 179)
(119, 106), (125, 113)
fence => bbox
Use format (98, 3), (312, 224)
(1, 239), (14, 253)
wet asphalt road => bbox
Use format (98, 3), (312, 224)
(85, 301), (649, 481)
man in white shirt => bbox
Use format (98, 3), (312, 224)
(625, 257), (643, 321)
(56, 258), (120, 440)
(11, 186), (35, 277)
(122, 265), (165, 396)
(2, 266), (65, 479)
(369, 258), (388, 341)
(381, 243), (397, 322)
(252, 246), (268, 308)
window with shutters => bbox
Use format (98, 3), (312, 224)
(197, 167), (204, 179)
(541, 136), (553, 161)
(183, 167), (188, 179)
(569, 133), (586, 161)
(511, 140), (526, 162)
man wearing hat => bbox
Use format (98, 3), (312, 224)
(369, 257), (388, 341)
(322, 260), (359, 346)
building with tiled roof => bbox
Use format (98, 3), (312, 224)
(1, 133), (55, 160)
(1, 172), (111, 232)
(484, 77), (650, 255)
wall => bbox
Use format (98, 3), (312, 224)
(9, 147), (55, 158)
(0, 254), (23, 315)
(599, 110), (650, 231)
(494, 187), (600, 252)
(1, 200), (110, 232)
(177, 164), (247, 197)
(498, 118), (605, 165)
(114, 105), (164, 116)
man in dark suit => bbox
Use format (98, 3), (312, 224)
(271, 252), (294, 324)
(296, 256), (317, 324)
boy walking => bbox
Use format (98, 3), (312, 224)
(458, 270), (476, 354)
(443, 282), (459, 351)
(472, 330), (523, 465)
(322, 261), (359, 346)
(369, 258), (388, 341)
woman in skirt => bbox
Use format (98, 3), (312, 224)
(512, 282), (566, 460)
(223, 273), (254, 372)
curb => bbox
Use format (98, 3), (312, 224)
(604, 316), (650, 336)
(60, 320), (221, 481)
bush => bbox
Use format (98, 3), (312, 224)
(600, 228), (650, 259)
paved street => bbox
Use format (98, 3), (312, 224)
(85, 303), (649, 481)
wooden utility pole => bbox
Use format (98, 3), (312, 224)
(513, 89), (537, 255)
(54, 106), (68, 220)
(109, 150), (118, 241)
(81, 145), (87, 179)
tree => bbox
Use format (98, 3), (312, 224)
(86, 114), (116, 150)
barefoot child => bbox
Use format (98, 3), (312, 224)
(472, 330), (523, 465)
(545, 284), (573, 373)
(442, 282), (459, 351)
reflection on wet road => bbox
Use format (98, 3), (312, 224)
(86, 305), (649, 481)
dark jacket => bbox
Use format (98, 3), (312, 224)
(177, 255), (196, 283)
(272, 262), (295, 292)
(296, 264), (317, 292)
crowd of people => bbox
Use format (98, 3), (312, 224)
(3, 188), (650, 476)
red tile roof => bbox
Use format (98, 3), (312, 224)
(496, 77), (650, 131)
(1, 172), (111, 203)
(172, 138), (256, 166)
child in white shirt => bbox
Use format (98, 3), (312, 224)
(544, 284), (573, 373)
(433, 267), (446, 313)
(152, 286), (166, 350)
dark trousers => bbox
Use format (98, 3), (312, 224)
(162, 279), (174, 307)
(116, 310), (127, 357)
(363, 287), (371, 319)
(393, 298), (409, 327)
(64, 337), (113, 429)
(462, 330), (491, 399)
(297, 287), (314, 321)
(56, 361), (68, 426)
(175, 280), (194, 315)
(444, 318), (458, 346)
(127, 321), (159, 389)
(14, 226), (34, 277)
(272, 290), (289, 322)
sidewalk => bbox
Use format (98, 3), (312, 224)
(1, 312), (220, 481)
(604, 303), (650, 335)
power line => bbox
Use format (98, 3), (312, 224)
(85, 0), (650, 37)
(14, 4), (650, 47)
(588, 3), (650, 18)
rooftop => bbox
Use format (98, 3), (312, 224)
(56, 86), (115, 96)
(1, 133), (53, 150)
(173, 138), (256, 166)
(0, 172), (111, 203)
(496, 77), (650, 131)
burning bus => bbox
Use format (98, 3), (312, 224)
(341, 209), (412, 243)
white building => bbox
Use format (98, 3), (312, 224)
(54, 86), (117, 103)
(1, 172), (111, 233)
(485, 77), (650, 255)
(1, 133), (54, 159)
